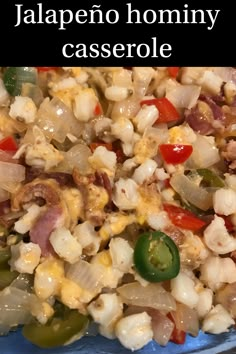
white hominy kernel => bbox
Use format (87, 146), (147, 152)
(132, 159), (157, 185)
(9, 96), (37, 123)
(50, 227), (82, 264)
(134, 105), (159, 133)
(213, 188), (236, 216)
(202, 304), (234, 334)
(105, 86), (129, 101)
(88, 293), (123, 327)
(9, 241), (41, 274)
(204, 215), (236, 254)
(171, 272), (199, 308)
(115, 312), (153, 351)
(109, 238), (134, 273)
(112, 178), (139, 210)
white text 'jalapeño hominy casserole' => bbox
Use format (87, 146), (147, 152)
(0, 67), (236, 350)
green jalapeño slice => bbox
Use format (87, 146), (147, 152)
(134, 231), (180, 282)
(22, 306), (89, 348)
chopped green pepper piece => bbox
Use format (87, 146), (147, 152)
(134, 231), (180, 282)
(0, 224), (9, 238)
(0, 246), (11, 269)
(21, 83), (44, 107)
(182, 201), (214, 216)
(22, 307), (89, 348)
(196, 168), (225, 188)
(0, 269), (18, 290)
(0, 246), (18, 288)
(3, 67), (37, 96)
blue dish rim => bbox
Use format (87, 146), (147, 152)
(1, 328), (236, 354)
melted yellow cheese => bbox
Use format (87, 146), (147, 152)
(61, 187), (84, 230)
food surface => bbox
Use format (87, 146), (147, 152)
(1, 66), (236, 350)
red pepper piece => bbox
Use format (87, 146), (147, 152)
(36, 67), (58, 72)
(0, 136), (18, 152)
(168, 67), (180, 78)
(94, 103), (103, 116)
(159, 144), (193, 164)
(167, 313), (186, 345)
(90, 142), (113, 153)
(164, 204), (206, 231)
(141, 97), (180, 123)
(170, 327), (186, 344)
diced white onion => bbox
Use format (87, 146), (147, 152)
(0, 181), (21, 193)
(0, 162), (25, 183)
(166, 84), (201, 109)
(0, 287), (34, 327)
(212, 67), (235, 82)
(215, 283), (236, 318)
(66, 260), (104, 293)
(65, 144), (92, 174)
(170, 173), (213, 211)
(111, 96), (141, 119)
(133, 67), (155, 97)
(117, 282), (176, 311)
(143, 124), (169, 150)
(10, 273), (34, 292)
(148, 310), (174, 346)
(171, 303), (199, 337)
(0, 187), (10, 202)
(189, 134), (220, 168)
(180, 67), (207, 85)
(155, 78), (178, 98)
(94, 117), (112, 138)
(201, 71), (223, 95)
(36, 97), (70, 142)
